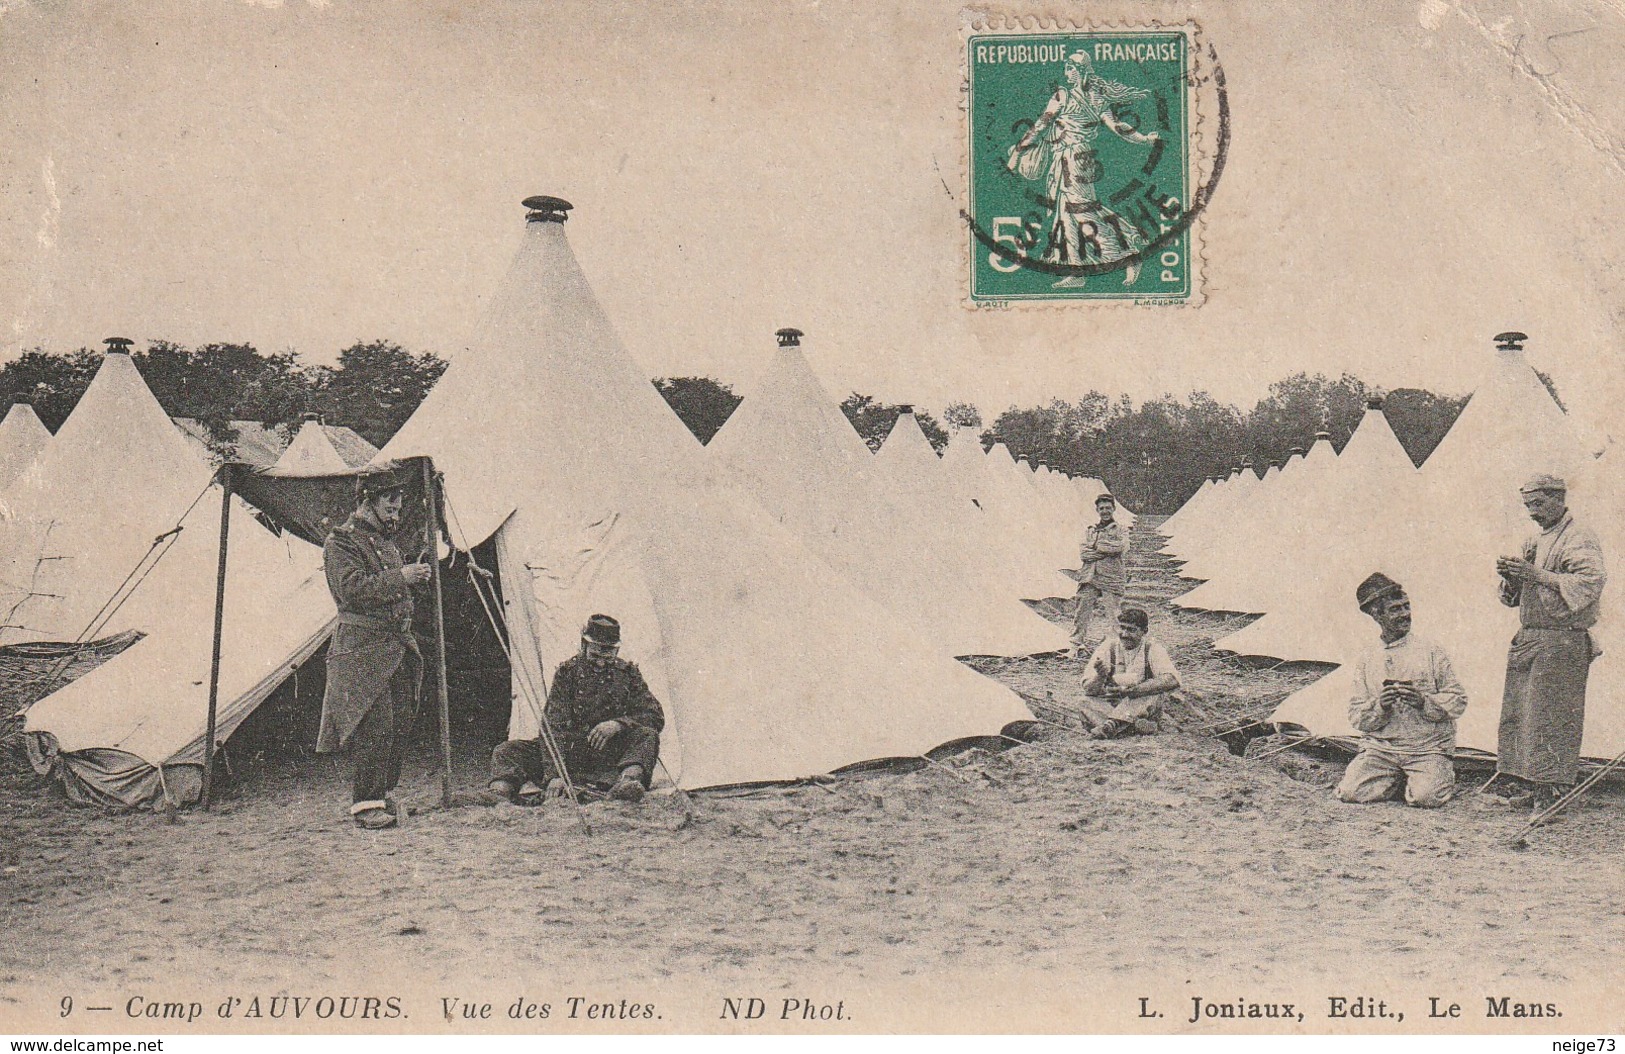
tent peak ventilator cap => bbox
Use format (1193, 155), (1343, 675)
(1494, 331), (1528, 353)
(103, 336), (134, 355)
(522, 195), (573, 224)
(775, 327), (804, 348)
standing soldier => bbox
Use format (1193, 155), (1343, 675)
(1494, 474), (1607, 813)
(1072, 493), (1128, 654)
(316, 466), (432, 830)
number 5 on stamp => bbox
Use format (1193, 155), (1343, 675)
(964, 20), (1221, 306)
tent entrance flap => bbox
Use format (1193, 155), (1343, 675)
(227, 456), (438, 552)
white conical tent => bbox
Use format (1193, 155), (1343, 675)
(1270, 339), (1618, 760)
(983, 444), (1072, 588)
(22, 493), (332, 805)
(1176, 434), (1342, 607)
(379, 198), (1030, 789)
(873, 411), (1056, 604)
(274, 418), (351, 474)
(1163, 467), (1249, 561)
(1206, 406), (1421, 653)
(938, 428), (1076, 599)
(708, 339), (1066, 657)
(0, 401), (50, 491)
(0, 348), (217, 646)
(1159, 476), (1215, 543)
(16, 349), (331, 806)
(872, 411), (952, 514)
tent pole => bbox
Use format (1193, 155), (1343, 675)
(422, 458), (454, 808)
(201, 465), (233, 812)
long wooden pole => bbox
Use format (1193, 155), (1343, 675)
(201, 465), (233, 811)
(422, 459), (454, 808)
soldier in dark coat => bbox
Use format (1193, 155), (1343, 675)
(316, 466), (432, 829)
(483, 614), (664, 804)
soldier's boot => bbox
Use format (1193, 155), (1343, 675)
(610, 765), (646, 803)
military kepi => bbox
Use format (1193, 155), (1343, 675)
(355, 463), (408, 502)
(1356, 571), (1404, 613)
(1519, 473), (1566, 495)
(583, 614), (621, 645)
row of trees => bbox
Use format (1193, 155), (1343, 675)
(980, 373), (1474, 512)
(655, 372), (1477, 513)
(3, 342), (1494, 514)
(0, 340), (447, 451)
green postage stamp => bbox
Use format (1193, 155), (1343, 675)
(964, 20), (1221, 306)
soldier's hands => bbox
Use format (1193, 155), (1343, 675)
(1380, 682), (1423, 709)
(401, 563), (432, 586)
(587, 720), (623, 750)
(1496, 556), (1537, 584)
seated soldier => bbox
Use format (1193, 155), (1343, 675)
(1335, 572), (1467, 809)
(1079, 606), (1181, 738)
(481, 614), (664, 804)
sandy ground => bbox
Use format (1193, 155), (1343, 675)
(3, 520), (1622, 1032)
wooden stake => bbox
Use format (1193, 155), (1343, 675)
(421, 459), (454, 809)
(201, 466), (233, 811)
(1506, 747), (1625, 844)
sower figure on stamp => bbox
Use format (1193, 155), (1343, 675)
(316, 466), (432, 831)
(1078, 607), (1180, 738)
(1493, 474), (1607, 814)
(1006, 51), (1161, 288)
(1071, 493), (1128, 654)
(483, 615), (664, 805)
(1335, 573), (1466, 809)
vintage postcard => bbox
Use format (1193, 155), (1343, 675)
(0, 0), (1621, 1042)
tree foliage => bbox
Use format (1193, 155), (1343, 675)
(942, 401), (983, 431)
(0, 339), (447, 453)
(986, 373), (1473, 513)
(312, 340), (448, 448)
(838, 393), (949, 453)
(0, 347), (101, 431)
(1382, 387), (1470, 467)
(653, 376), (743, 445)
(1, 341), (1484, 515)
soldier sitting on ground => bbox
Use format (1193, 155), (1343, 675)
(481, 614), (664, 805)
(1078, 606), (1181, 738)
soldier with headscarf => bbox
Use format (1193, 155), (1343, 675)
(1494, 474), (1607, 813)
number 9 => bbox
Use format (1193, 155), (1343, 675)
(60, 996), (73, 1017)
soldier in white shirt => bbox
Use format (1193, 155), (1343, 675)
(1079, 606), (1181, 738)
(1335, 572), (1467, 809)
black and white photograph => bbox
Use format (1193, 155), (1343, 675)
(0, 0), (1620, 1039)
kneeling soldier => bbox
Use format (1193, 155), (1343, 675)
(483, 614), (664, 804)
(1335, 572), (1467, 809)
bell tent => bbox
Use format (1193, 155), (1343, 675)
(376, 195), (1033, 789)
(0, 399), (51, 491)
(707, 330), (1066, 657)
